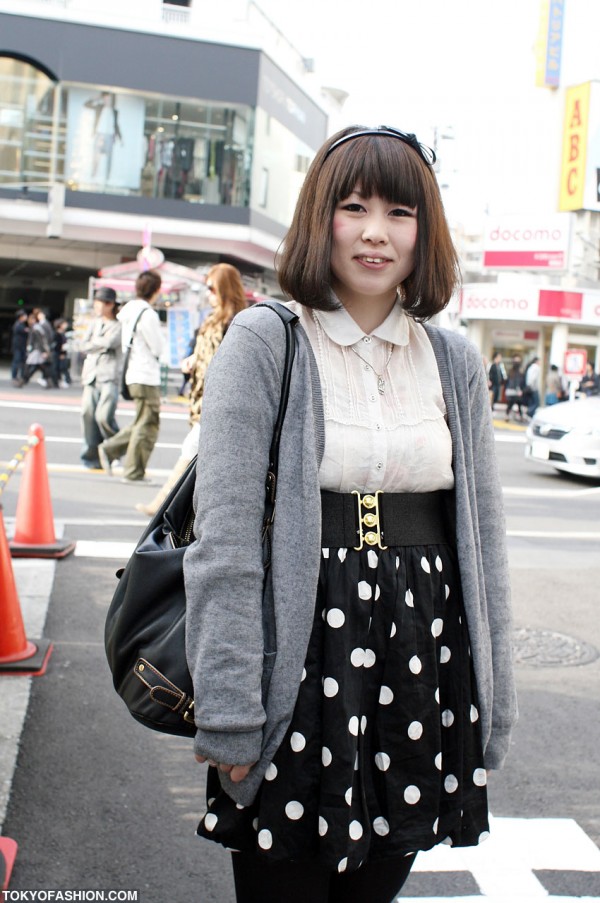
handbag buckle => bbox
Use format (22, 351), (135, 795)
(352, 490), (387, 551)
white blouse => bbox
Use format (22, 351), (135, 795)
(292, 300), (454, 493)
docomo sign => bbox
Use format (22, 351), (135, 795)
(483, 214), (570, 269)
(563, 348), (587, 379)
(460, 286), (539, 321)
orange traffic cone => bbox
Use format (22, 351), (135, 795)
(0, 506), (52, 675)
(0, 837), (18, 891)
(9, 423), (75, 559)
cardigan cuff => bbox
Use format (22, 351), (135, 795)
(193, 727), (262, 766)
(483, 726), (513, 770)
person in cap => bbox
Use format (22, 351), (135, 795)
(80, 286), (122, 469)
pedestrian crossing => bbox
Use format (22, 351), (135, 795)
(398, 815), (600, 900)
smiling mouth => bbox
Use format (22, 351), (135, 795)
(356, 256), (390, 264)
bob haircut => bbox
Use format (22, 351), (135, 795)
(202, 263), (248, 331)
(135, 269), (162, 301)
(277, 125), (461, 320)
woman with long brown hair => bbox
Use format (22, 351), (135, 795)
(136, 263), (247, 515)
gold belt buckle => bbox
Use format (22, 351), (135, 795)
(352, 490), (387, 551)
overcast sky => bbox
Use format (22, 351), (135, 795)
(257, 0), (600, 228)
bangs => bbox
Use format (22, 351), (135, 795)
(325, 136), (426, 208)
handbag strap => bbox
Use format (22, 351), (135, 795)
(253, 302), (298, 547)
(125, 308), (146, 351)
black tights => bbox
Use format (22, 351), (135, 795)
(231, 850), (415, 903)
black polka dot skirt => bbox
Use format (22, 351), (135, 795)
(197, 536), (490, 874)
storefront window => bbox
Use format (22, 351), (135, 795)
(0, 56), (61, 186)
(63, 84), (253, 206)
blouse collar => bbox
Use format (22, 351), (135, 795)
(313, 297), (410, 347)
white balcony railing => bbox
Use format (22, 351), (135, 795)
(162, 3), (190, 25)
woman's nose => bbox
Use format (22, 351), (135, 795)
(361, 214), (388, 244)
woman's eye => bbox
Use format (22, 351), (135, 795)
(390, 207), (414, 217)
(341, 203), (364, 212)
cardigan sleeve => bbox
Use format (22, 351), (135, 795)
(183, 313), (286, 766)
(466, 351), (518, 768)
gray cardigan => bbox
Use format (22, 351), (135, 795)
(183, 304), (517, 806)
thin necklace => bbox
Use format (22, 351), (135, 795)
(350, 342), (394, 395)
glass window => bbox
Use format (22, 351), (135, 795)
(0, 56), (62, 187)
(251, 107), (314, 224)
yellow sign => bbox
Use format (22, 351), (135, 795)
(559, 82), (590, 211)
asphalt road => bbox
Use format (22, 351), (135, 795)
(0, 376), (599, 901)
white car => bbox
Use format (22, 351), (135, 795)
(525, 397), (600, 478)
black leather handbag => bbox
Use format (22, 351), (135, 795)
(104, 302), (298, 737)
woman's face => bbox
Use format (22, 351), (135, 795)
(330, 188), (417, 309)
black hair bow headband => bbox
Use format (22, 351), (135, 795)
(324, 126), (436, 166)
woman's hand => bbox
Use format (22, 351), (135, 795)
(195, 754), (255, 783)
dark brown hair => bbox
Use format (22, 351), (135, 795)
(277, 126), (461, 319)
(202, 263), (248, 332)
(135, 269), (162, 301)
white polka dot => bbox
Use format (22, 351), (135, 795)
(470, 705), (479, 722)
(442, 709), (454, 727)
(319, 816), (328, 836)
(433, 817), (439, 835)
(420, 556), (431, 574)
(323, 677), (339, 697)
(405, 588), (414, 607)
(322, 548), (330, 558)
(435, 555), (443, 572)
(445, 584), (450, 599)
(473, 768), (487, 787)
(367, 550), (378, 568)
(351, 648), (365, 667)
(236, 804), (244, 811)
(373, 816), (390, 836)
(440, 646), (451, 663)
(348, 716), (359, 736)
(338, 548), (347, 562)
(360, 715), (367, 734)
(285, 801), (304, 820)
(327, 608), (345, 628)
(345, 787), (353, 805)
(404, 785), (421, 804)
(390, 622), (397, 638)
(290, 731), (306, 751)
(207, 797), (215, 807)
(435, 752), (443, 770)
(358, 581), (372, 600)
(301, 667), (307, 681)
(409, 655), (422, 674)
(204, 813), (218, 832)
(408, 720), (423, 740)
(338, 858), (348, 873)
(395, 556), (400, 570)
(442, 836), (454, 846)
(435, 687), (440, 704)
(364, 648), (376, 668)
(445, 774), (458, 793)
(321, 608), (326, 620)
(252, 818), (258, 831)
(258, 829), (272, 849)
(322, 746), (332, 767)
(379, 686), (394, 705)
(349, 820), (363, 840)
(431, 618), (443, 637)
(479, 830), (490, 843)
(374, 584), (381, 601)
(265, 763), (278, 781)
(375, 752), (390, 772)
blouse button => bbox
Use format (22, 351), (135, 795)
(363, 336), (372, 344)
(376, 423), (382, 431)
(369, 394), (376, 402)
(376, 462), (383, 470)
(364, 364), (371, 372)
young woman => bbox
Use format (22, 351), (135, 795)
(135, 263), (247, 516)
(183, 126), (517, 903)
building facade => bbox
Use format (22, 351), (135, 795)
(0, 1), (330, 354)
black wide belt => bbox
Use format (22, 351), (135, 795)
(321, 490), (454, 549)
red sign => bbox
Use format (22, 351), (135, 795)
(538, 290), (583, 319)
(483, 250), (565, 268)
(563, 348), (587, 378)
